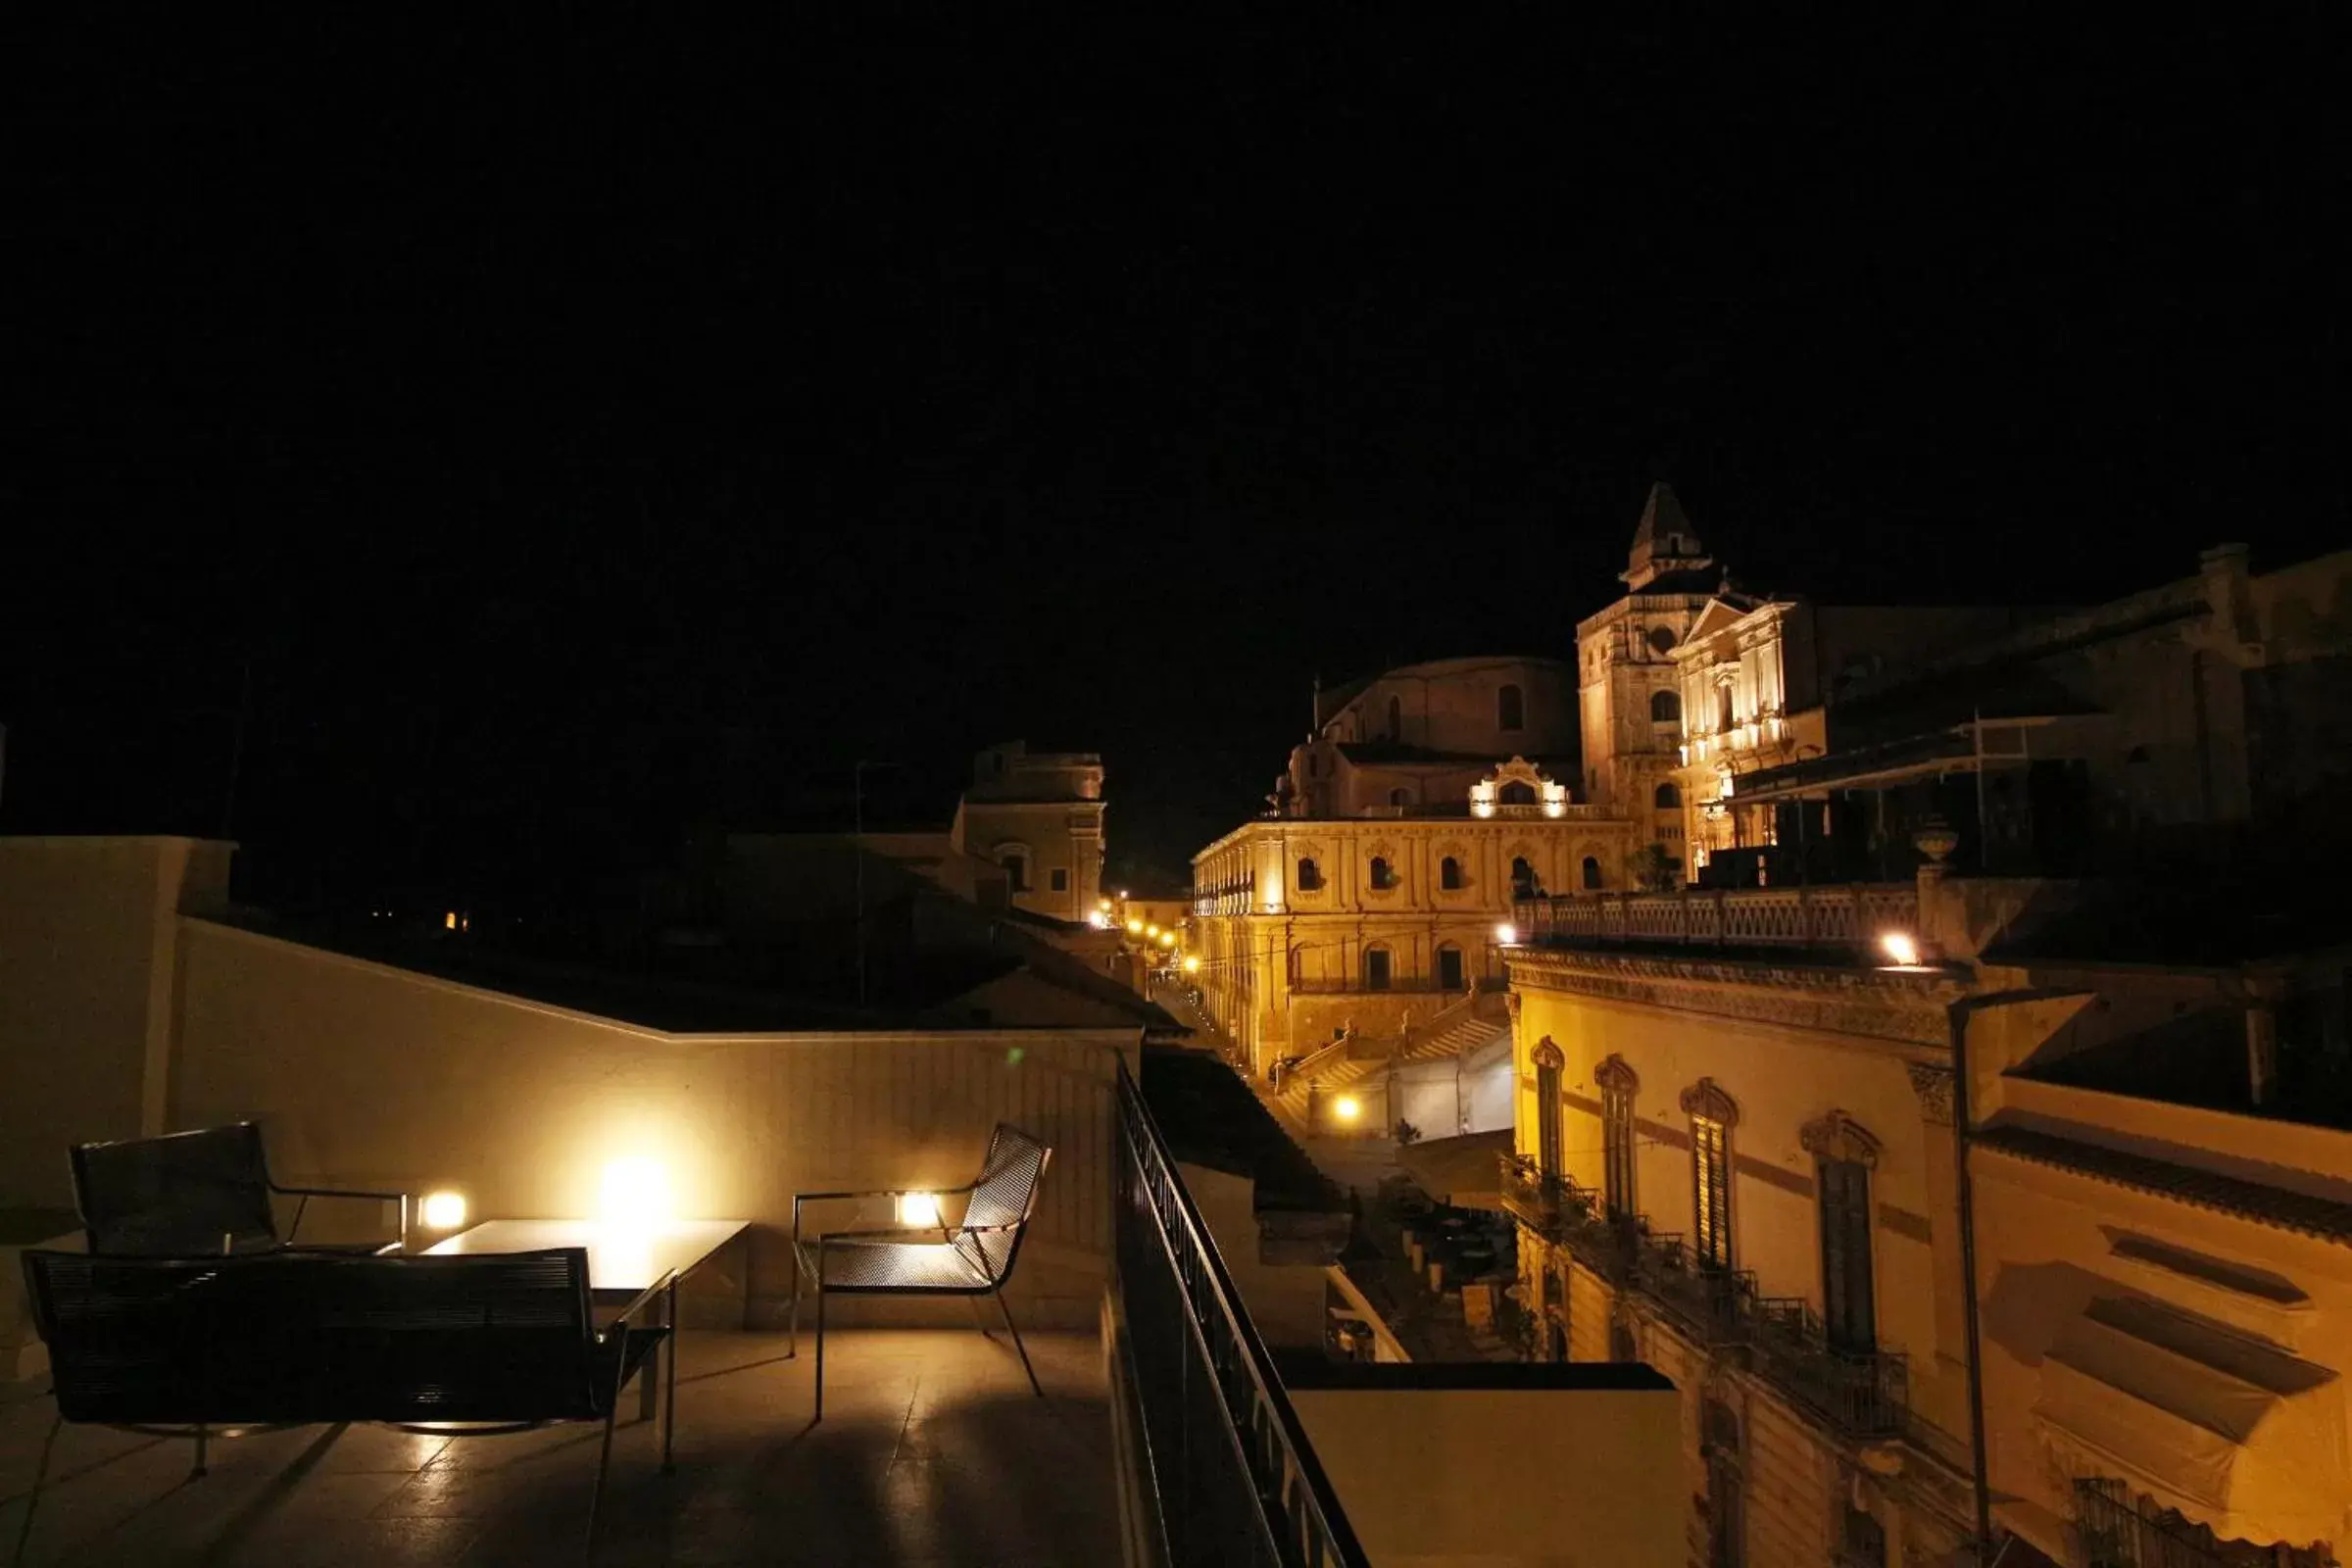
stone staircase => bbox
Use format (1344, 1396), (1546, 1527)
(1276, 987), (1513, 1120)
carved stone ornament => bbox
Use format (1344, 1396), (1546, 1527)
(1904, 1063), (1956, 1126)
(1593, 1054), (1640, 1094)
(1798, 1109), (1883, 1169)
(1503, 992), (1523, 1021)
(1678, 1076), (1740, 1127)
(1531, 1036), (1565, 1071)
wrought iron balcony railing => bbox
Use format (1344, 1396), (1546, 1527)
(1114, 1058), (1370, 1568)
(1630, 1234), (1756, 1347)
(1495, 1155), (1640, 1283)
(1746, 1298), (1909, 1441)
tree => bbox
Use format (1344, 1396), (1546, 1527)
(1628, 842), (1682, 892)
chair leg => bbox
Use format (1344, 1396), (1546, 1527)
(966, 1295), (998, 1341)
(813, 1285), (826, 1424)
(584, 1405), (618, 1566)
(11, 1408), (62, 1568)
(993, 1283), (1043, 1399)
(191, 1422), (209, 1481)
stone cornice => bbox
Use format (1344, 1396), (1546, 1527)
(1508, 946), (1961, 1049)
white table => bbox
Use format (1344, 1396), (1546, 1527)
(424, 1218), (749, 1464)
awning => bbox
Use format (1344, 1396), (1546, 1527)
(1396, 1129), (1513, 1211)
(2031, 1295), (2344, 1546)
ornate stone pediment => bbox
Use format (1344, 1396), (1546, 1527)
(1471, 756), (1571, 819)
(1593, 1054), (1640, 1093)
(1798, 1108), (1882, 1168)
(1905, 1063), (1955, 1127)
(1532, 1036), (1565, 1071)
(1678, 1077), (1740, 1126)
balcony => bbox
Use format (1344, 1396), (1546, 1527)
(1511, 885), (1917, 958)
(1629, 1234), (1755, 1348)
(1495, 1156), (1638, 1283)
(1746, 1298), (1909, 1442)
(1287, 976), (1465, 996)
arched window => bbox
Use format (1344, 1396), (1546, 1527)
(1802, 1111), (1884, 1352)
(1650, 689), (1681, 724)
(1368, 856), (1397, 890)
(1296, 857), (1323, 891)
(1581, 856), (1602, 890)
(1387, 695), (1402, 740)
(1436, 943), (1465, 991)
(1439, 856), (1464, 891)
(1647, 626), (1678, 657)
(1499, 781), (1537, 806)
(1362, 945), (1393, 991)
(1703, 1400), (1745, 1567)
(1510, 857), (1541, 900)
(1682, 1079), (1740, 1272)
(1653, 782), (1681, 808)
(1000, 852), (1030, 892)
(1534, 1039), (1564, 1181)
(1389, 787), (1410, 808)
(1497, 683), (1524, 732)
(1598, 1057), (1640, 1220)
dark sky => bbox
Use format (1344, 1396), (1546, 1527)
(3, 11), (2342, 899)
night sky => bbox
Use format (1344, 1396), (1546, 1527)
(4, 13), (2341, 905)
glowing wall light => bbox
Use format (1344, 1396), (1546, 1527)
(1126, 918), (1145, 934)
(1332, 1094), (1362, 1124)
(1879, 931), (1920, 967)
(419, 1191), (468, 1232)
(897, 1192), (943, 1228)
(1183, 956), (1201, 974)
(1494, 922), (1518, 946)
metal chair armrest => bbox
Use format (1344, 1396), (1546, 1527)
(792, 1182), (976, 1204)
(272, 1184), (412, 1248)
(597, 1270), (681, 1341)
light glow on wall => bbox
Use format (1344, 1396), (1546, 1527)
(599, 1156), (672, 1228)
(1183, 956), (1200, 974)
(1087, 909), (1111, 929)
(419, 1191), (468, 1232)
(897, 1192), (942, 1228)
(1494, 923), (1517, 946)
(1879, 931), (1920, 967)
(1332, 1094), (1362, 1124)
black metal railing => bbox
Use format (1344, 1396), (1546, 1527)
(1631, 1234), (1755, 1346)
(2075, 1479), (2238, 1568)
(1115, 1059), (1370, 1568)
(1747, 1298), (1909, 1440)
(1496, 1155), (1640, 1283)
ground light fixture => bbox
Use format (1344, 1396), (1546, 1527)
(419, 1191), (468, 1232)
(1879, 931), (1921, 967)
(897, 1192), (942, 1228)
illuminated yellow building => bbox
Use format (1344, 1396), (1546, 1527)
(950, 740), (1105, 923)
(1194, 657), (1638, 1080)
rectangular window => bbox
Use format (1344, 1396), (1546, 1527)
(1818, 1157), (1876, 1351)
(1050, 867), (1068, 892)
(1691, 1115), (1732, 1269)
(1602, 1087), (1637, 1221)
(1437, 948), (1465, 991)
(1363, 948), (1392, 991)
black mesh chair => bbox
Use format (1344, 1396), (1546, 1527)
(790, 1123), (1052, 1420)
(70, 1122), (409, 1256)
(19, 1247), (669, 1561)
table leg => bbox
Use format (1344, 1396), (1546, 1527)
(639, 1291), (663, 1425)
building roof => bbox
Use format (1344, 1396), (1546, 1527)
(1975, 1124), (2352, 1248)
